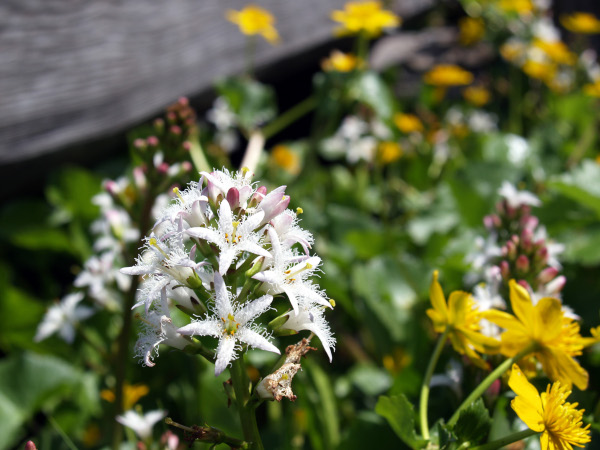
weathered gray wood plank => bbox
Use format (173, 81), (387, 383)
(0, 0), (433, 166)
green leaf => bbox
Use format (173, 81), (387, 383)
(549, 160), (600, 219)
(46, 166), (102, 223)
(350, 71), (395, 120)
(0, 352), (99, 449)
(215, 77), (277, 132)
(348, 364), (392, 397)
(453, 398), (491, 445)
(375, 395), (426, 449)
(559, 227), (600, 266)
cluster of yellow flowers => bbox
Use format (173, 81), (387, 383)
(427, 272), (599, 449)
(227, 1), (400, 45)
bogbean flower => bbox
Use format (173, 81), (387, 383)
(121, 168), (334, 373)
(35, 292), (95, 343)
(116, 409), (167, 440)
(178, 273), (279, 376)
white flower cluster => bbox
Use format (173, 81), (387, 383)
(121, 168), (335, 375)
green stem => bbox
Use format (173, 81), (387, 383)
(166, 418), (249, 449)
(188, 134), (211, 173)
(230, 358), (263, 449)
(447, 344), (537, 427)
(47, 415), (78, 450)
(508, 64), (522, 135)
(419, 329), (450, 440)
(262, 96), (317, 139)
(471, 428), (538, 450)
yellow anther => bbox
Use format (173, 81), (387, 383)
(241, 167), (251, 176)
(149, 238), (158, 246)
(296, 207), (303, 215)
(173, 187), (185, 202)
(305, 263), (313, 269)
(329, 299), (336, 308)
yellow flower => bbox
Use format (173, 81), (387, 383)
(509, 364), (591, 450)
(426, 271), (500, 368)
(321, 50), (362, 72)
(423, 65), (474, 86)
(533, 39), (577, 66)
(500, 40), (527, 63)
(463, 86), (491, 106)
(584, 80), (600, 97)
(561, 12), (600, 34)
(393, 113), (424, 134)
(484, 280), (599, 390)
(498, 0), (534, 14)
(522, 60), (557, 83)
(377, 141), (402, 164)
(271, 144), (301, 175)
(459, 17), (485, 46)
(331, 1), (400, 37)
(226, 5), (280, 44)
(101, 383), (149, 410)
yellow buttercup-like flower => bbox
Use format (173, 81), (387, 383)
(463, 86), (491, 106)
(522, 60), (557, 83)
(509, 364), (591, 450)
(101, 383), (149, 410)
(321, 50), (363, 72)
(561, 12), (600, 34)
(271, 144), (301, 175)
(423, 64), (474, 86)
(533, 39), (576, 66)
(498, 0), (534, 14)
(226, 5), (280, 44)
(331, 1), (400, 37)
(484, 280), (599, 390)
(377, 141), (402, 165)
(459, 17), (485, 46)
(394, 113), (424, 134)
(426, 271), (500, 368)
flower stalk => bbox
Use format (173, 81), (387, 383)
(447, 344), (537, 427)
(419, 328), (449, 440)
(230, 358), (263, 450)
(470, 428), (538, 450)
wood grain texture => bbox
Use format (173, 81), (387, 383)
(0, 0), (432, 165)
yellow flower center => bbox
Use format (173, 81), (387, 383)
(222, 313), (240, 336)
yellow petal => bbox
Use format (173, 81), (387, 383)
(532, 297), (562, 341)
(540, 348), (589, 390)
(511, 397), (545, 432)
(482, 309), (526, 333)
(509, 280), (534, 325)
(447, 291), (471, 325)
(461, 328), (500, 353)
(429, 270), (448, 322)
(500, 329), (532, 356)
(540, 430), (550, 450)
(508, 364), (543, 414)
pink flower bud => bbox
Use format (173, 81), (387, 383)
(147, 136), (159, 147)
(170, 125), (182, 136)
(153, 118), (164, 133)
(166, 111), (177, 123)
(521, 215), (538, 231)
(486, 378), (501, 398)
(249, 186), (268, 207)
(226, 187), (240, 210)
(25, 441), (37, 450)
(517, 279), (531, 290)
(182, 161), (192, 172)
(506, 241), (517, 260)
(182, 141), (192, 151)
(133, 138), (146, 150)
(545, 275), (566, 295)
(516, 255), (530, 273)
(536, 246), (548, 265)
(157, 162), (169, 174)
(538, 267), (559, 284)
(178, 97), (189, 107)
(500, 261), (510, 279)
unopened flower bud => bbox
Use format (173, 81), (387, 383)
(516, 255), (530, 274)
(182, 161), (192, 172)
(536, 246), (548, 265)
(226, 187), (240, 210)
(147, 136), (159, 147)
(133, 167), (147, 190)
(170, 125), (182, 136)
(25, 441), (37, 450)
(157, 162), (169, 174)
(499, 261), (510, 279)
(520, 214), (538, 231)
(133, 138), (147, 151)
(182, 141), (192, 152)
(545, 275), (566, 295)
(166, 111), (177, 123)
(153, 118), (165, 134)
(249, 186), (268, 208)
(538, 267), (559, 284)
(178, 97), (189, 107)
(505, 241), (517, 260)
